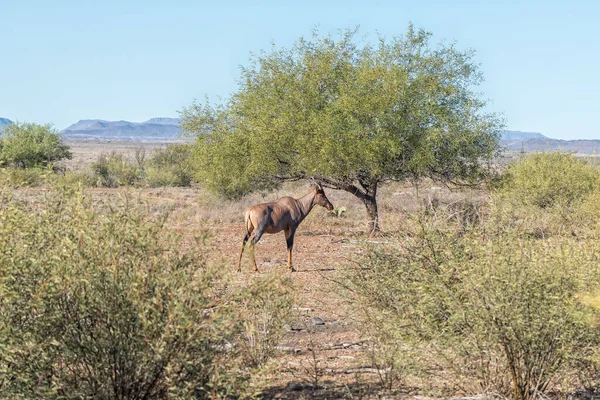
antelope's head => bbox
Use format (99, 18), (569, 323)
(313, 185), (334, 211)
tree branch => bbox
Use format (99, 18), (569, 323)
(312, 175), (367, 200)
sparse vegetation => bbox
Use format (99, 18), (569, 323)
(0, 143), (194, 189)
(90, 151), (143, 187)
(88, 145), (193, 188)
(4, 147), (600, 398)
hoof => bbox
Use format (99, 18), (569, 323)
(290, 267), (297, 273)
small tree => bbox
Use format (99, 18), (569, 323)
(0, 121), (71, 168)
(181, 25), (501, 233)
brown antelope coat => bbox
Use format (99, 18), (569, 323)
(237, 186), (334, 272)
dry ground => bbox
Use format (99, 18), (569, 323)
(47, 141), (489, 398)
(63, 140), (168, 170)
(80, 185), (464, 399)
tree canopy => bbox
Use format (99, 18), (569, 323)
(181, 25), (502, 232)
(0, 122), (71, 169)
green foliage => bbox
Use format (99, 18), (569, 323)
(89, 146), (193, 188)
(0, 188), (292, 398)
(181, 25), (501, 228)
(329, 206), (347, 218)
(0, 166), (95, 189)
(145, 144), (193, 187)
(495, 153), (600, 239)
(49, 169), (95, 188)
(499, 152), (600, 209)
(0, 166), (51, 187)
(90, 151), (143, 187)
(0, 122), (71, 168)
(234, 274), (295, 368)
(345, 207), (600, 398)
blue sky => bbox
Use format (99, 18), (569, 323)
(1, 0), (598, 139)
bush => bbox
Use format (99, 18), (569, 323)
(0, 122), (71, 168)
(0, 166), (93, 189)
(0, 188), (292, 398)
(89, 146), (193, 188)
(90, 151), (143, 187)
(0, 166), (51, 187)
(499, 152), (600, 209)
(145, 144), (193, 187)
(48, 169), (95, 188)
(345, 208), (600, 399)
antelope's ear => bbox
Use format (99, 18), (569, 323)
(311, 180), (324, 193)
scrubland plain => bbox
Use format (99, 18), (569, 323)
(3, 141), (600, 399)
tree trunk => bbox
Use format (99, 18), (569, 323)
(362, 183), (381, 234)
(315, 176), (381, 234)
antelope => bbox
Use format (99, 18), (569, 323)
(237, 185), (334, 272)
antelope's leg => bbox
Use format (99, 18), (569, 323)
(285, 228), (296, 272)
(250, 227), (266, 273)
(249, 243), (258, 272)
(249, 222), (267, 272)
(237, 232), (250, 272)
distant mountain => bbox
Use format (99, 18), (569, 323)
(498, 130), (600, 154)
(0, 118), (12, 132)
(500, 131), (546, 141)
(502, 137), (600, 154)
(144, 117), (180, 125)
(61, 118), (182, 142)
(6, 118), (599, 152)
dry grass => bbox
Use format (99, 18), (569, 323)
(7, 181), (484, 399)
(61, 140), (168, 170)
(6, 142), (495, 398)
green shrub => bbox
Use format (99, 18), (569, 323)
(145, 144), (193, 187)
(499, 152), (600, 209)
(90, 151), (143, 187)
(89, 146), (193, 188)
(0, 122), (71, 168)
(48, 169), (95, 188)
(345, 208), (600, 399)
(234, 274), (295, 368)
(328, 206), (347, 218)
(0, 166), (51, 187)
(0, 164), (93, 190)
(0, 188), (292, 398)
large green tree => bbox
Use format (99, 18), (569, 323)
(181, 26), (502, 232)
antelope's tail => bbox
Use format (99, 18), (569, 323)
(244, 209), (253, 234)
